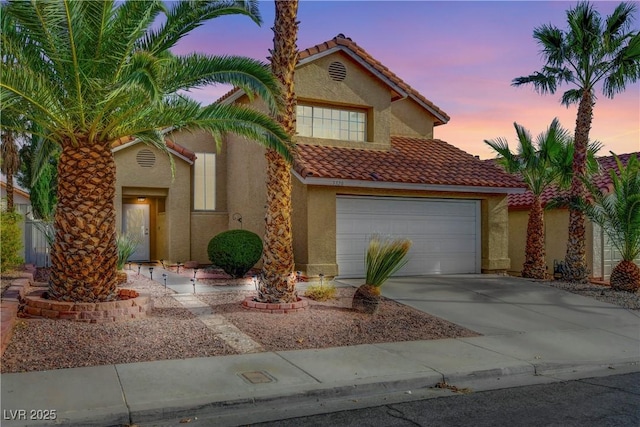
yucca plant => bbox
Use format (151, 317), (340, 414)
(115, 232), (140, 284)
(582, 154), (640, 292)
(352, 235), (412, 314)
(116, 233), (140, 271)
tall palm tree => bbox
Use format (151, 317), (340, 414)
(485, 119), (574, 279)
(0, 130), (20, 212)
(513, 1), (640, 283)
(256, 0), (299, 303)
(583, 154), (640, 292)
(1, 0), (291, 302)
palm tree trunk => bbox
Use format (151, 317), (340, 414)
(48, 143), (118, 302)
(1, 131), (19, 212)
(257, 0), (299, 303)
(563, 90), (593, 283)
(5, 170), (15, 212)
(522, 195), (546, 279)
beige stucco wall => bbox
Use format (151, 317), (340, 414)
(293, 186), (339, 277)
(390, 98), (435, 139)
(508, 208), (594, 277)
(114, 127), (229, 264)
(295, 51), (391, 150)
(290, 184), (511, 277)
(190, 212), (229, 263)
(115, 144), (191, 262)
(481, 196), (511, 272)
(224, 131), (268, 239)
(169, 129), (230, 263)
(170, 129), (228, 212)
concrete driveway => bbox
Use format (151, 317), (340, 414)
(337, 274), (639, 336)
(336, 274), (640, 373)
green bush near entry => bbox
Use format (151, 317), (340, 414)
(207, 230), (263, 278)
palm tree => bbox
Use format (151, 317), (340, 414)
(1, 0), (291, 302)
(582, 154), (640, 292)
(0, 130), (20, 212)
(485, 119), (575, 279)
(513, 1), (640, 283)
(256, 0), (299, 303)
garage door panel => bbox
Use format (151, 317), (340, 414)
(336, 196), (480, 277)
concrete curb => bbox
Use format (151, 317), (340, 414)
(128, 360), (640, 426)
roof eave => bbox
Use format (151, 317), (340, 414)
(407, 94), (450, 125)
(111, 138), (194, 165)
(292, 170), (526, 194)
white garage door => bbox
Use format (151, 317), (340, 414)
(336, 196), (481, 278)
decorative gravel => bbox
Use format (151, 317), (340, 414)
(1, 271), (637, 374)
(548, 280), (640, 310)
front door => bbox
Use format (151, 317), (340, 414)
(123, 204), (150, 261)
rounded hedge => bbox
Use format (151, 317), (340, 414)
(207, 229), (263, 278)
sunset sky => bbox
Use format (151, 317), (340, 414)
(175, 0), (640, 159)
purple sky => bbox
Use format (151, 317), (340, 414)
(175, 1), (639, 159)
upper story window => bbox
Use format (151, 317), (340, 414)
(296, 104), (366, 142)
(194, 152), (215, 211)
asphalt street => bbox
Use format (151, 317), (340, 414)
(249, 372), (640, 427)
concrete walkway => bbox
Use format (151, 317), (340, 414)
(1, 275), (638, 426)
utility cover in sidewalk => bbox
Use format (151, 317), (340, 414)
(239, 371), (275, 384)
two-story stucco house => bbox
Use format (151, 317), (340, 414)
(112, 34), (525, 278)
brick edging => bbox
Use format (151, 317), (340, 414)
(241, 296), (309, 314)
(23, 289), (152, 322)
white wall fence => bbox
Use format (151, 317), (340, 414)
(23, 219), (52, 267)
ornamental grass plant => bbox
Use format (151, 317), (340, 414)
(116, 233), (140, 271)
(365, 235), (412, 287)
(353, 235), (412, 314)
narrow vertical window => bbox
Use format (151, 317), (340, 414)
(194, 153), (216, 210)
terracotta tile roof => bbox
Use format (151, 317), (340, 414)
(217, 34), (450, 125)
(294, 137), (525, 189)
(111, 135), (197, 162)
(506, 152), (639, 209)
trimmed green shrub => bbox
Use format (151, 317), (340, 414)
(1, 211), (24, 273)
(207, 230), (263, 278)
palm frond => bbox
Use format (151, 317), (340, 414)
(516, 0), (639, 104)
(582, 153), (640, 262)
(485, 119), (574, 197)
(194, 103), (293, 163)
(512, 71), (558, 94)
(141, 0), (261, 55)
(163, 54), (283, 114)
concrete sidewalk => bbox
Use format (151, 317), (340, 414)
(1, 275), (639, 426)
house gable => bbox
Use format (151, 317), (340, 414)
(219, 34), (450, 151)
(390, 98), (437, 139)
(296, 49), (392, 150)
